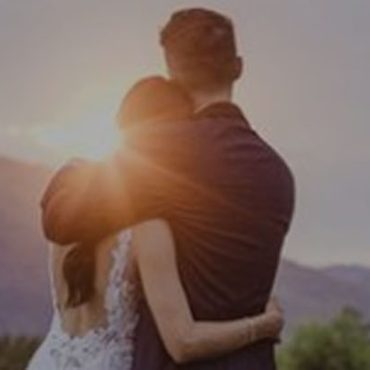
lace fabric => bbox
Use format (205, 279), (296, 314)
(27, 230), (139, 370)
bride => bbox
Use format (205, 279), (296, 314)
(27, 77), (284, 370)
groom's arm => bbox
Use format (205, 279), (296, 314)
(41, 132), (167, 245)
(41, 158), (128, 244)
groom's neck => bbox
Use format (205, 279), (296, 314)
(191, 87), (233, 113)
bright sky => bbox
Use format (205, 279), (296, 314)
(0, 0), (369, 266)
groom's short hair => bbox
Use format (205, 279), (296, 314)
(161, 8), (239, 92)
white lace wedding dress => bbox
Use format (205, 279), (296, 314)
(27, 230), (139, 370)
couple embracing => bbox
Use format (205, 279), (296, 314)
(28, 8), (295, 370)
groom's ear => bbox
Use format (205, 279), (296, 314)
(231, 56), (243, 82)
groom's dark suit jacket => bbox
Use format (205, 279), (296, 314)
(42, 103), (295, 370)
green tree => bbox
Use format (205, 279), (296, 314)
(278, 309), (370, 370)
(0, 336), (41, 370)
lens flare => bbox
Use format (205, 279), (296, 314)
(33, 113), (121, 163)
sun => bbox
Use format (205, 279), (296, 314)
(28, 83), (131, 165)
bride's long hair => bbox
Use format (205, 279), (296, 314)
(63, 76), (193, 307)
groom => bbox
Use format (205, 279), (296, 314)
(42, 8), (295, 370)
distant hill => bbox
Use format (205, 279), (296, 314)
(323, 265), (370, 289)
(0, 156), (369, 337)
(0, 157), (51, 335)
(275, 260), (370, 335)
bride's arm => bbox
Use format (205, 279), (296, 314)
(132, 219), (283, 364)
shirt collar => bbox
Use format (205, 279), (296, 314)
(193, 102), (251, 128)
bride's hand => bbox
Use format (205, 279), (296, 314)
(249, 296), (284, 342)
(262, 296), (284, 340)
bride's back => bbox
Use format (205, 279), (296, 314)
(27, 231), (137, 370)
(51, 235), (117, 337)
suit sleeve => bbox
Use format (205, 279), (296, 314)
(41, 132), (168, 245)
